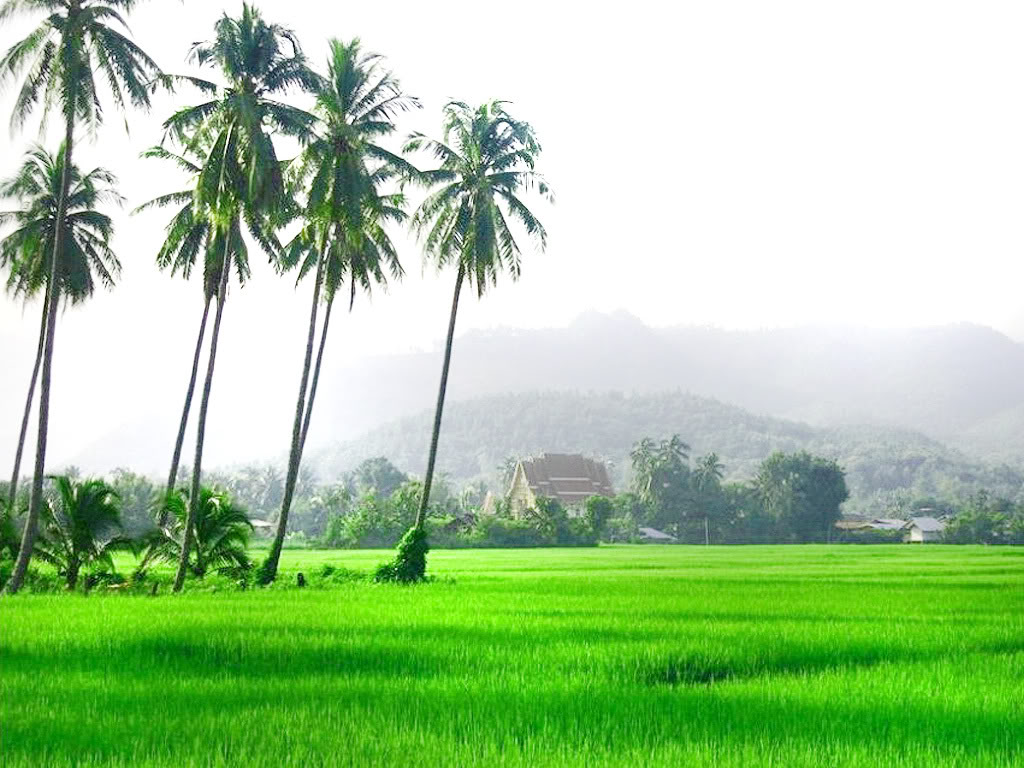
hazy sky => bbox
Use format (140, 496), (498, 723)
(2, 0), (1023, 471)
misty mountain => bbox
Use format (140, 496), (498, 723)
(312, 312), (1024, 463)
(308, 390), (1024, 517)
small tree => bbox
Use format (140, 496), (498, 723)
(144, 487), (252, 579)
(584, 496), (614, 539)
(33, 476), (129, 590)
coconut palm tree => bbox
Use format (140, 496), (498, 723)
(388, 101), (551, 580)
(33, 475), (128, 590)
(135, 145), (251, 507)
(1, 145), (122, 513)
(693, 453), (724, 545)
(160, 3), (317, 592)
(0, 0), (160, 595)
(143, 486), (252, 579)
(259, 38), (415, 584)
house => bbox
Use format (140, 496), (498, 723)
(508, 453), (614, 518)
(868, 518), (908, 531)
(908, 516), (945, 543)
(249, 519), (275, 538)
(637, 527), (676, 543)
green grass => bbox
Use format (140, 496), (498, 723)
(3, 545), (1023, 767)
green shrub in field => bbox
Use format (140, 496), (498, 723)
(140, 487), (252, 580)
(374, 525), (429, 583)
(33, 476), (133, 590)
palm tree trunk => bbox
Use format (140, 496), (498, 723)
(4, 116), (75, 596)
(162, 296), (213, 513)
(173, 235), (232, 593)
(262, 253), (325, 583)
(299, 294), (333, 457)
(7, 284), (49, 510)
(415, 265), (465, 529)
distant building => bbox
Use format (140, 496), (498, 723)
(637, 527), (676, 543)
(868, 518), (908, 531)
(908, 517), (945, 543)
(508, 453), (614, 518)
(249, 519), (274, 538)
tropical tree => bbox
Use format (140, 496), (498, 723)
(143, 486), (252, 579)
(33, 475), (129, 590)
(135, 144), (250, 507)
(693, 452), (724, 544)
(629, 435), (692, 531)
(160, 3), (317, 592)
(0, 0), (160, 595)
(259, 38), (414, 584)
(1, 145), (122, 513)
(383, 100), (551, 581)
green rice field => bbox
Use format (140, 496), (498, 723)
(2, 545), (1023, 767)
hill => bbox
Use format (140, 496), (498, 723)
(308, 390), (1024, 516)
(309, 313), (1024, 465)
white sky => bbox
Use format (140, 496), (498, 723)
(2, 0), (1024, 471)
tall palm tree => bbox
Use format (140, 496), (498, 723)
(1, 145), (122, 512)
(161, 3), (316, 592)
(0, 0), (159, 595)
(260, 38), (415, 584)
(693, 452), (724, 545)
(391, 100), (551, 580)
(34, 475), (127, 590)
(135, 145), (250, 507)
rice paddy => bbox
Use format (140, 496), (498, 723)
(2, 545), (1023, 767)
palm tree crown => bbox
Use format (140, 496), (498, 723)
(162, 2), (318, 225)
(0, 0), (160, 132)
(406, 100), (552, 294)
(0, 143), (122, 302)
(286, 37), (415, 304)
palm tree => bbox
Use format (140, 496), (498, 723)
(160, 3), (317, 592)
(0, 0), (160, 595)
(143, 486), (252, 579)
(1, 145), (122, 513)
(260, 38), (415, 584)
(693, 453), (724, 545)
(388, 100), (551, 580)
(34, 475), (128, 590)
(134, 145), (251, 508)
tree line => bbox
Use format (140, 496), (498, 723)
(0, 1), (550, 593)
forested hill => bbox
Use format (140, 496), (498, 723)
(316, 314), (1024, 464)
(308, 390), (1024, 517)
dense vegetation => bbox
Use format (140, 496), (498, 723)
(310, 390), (1024, 518)
(3, 546), (1022, 767)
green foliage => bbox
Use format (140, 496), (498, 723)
(0, 0), (161, 134)
(755, 452), (849, 543)
(143, 487), (252, 579)
(32, 475), (130, 590)
(349, 457), (408, 497)
(373, 524), (429, 583)
(0, 144), (122, 302)
(584, 496), (614, 538)
(943, 491), (1024, 545)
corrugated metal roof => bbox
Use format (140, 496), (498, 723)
(910, 516), (945, 532)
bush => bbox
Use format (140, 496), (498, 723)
(374, 525), (430, 583)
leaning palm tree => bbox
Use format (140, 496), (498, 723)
(382, 101), (552, 581)
(134, 145), (251, 508)
(259, 38), (415, 584)
(33, 475), (128, 590)
(0, 0), (160, 595)
(161, 3), (317, 592)
(1, 145), (122, 513)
